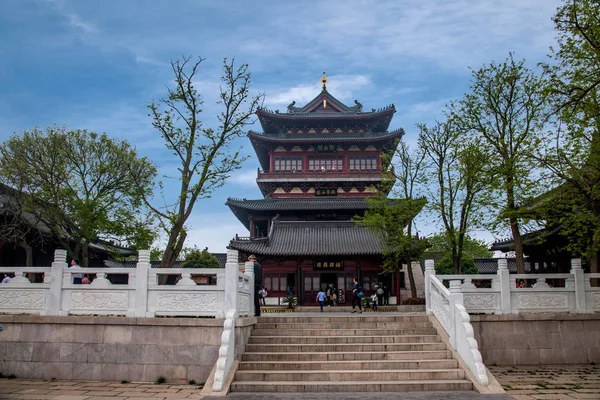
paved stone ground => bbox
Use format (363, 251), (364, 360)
(0, 365), (598, 399)
(488, 365), (600, 399)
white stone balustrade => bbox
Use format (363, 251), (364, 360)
(427, 258), (600, 315)
(0, 248), (254, 318)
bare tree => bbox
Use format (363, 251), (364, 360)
(143, 56), (263, 267)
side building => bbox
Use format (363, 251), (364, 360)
(227, 75), (414, 306)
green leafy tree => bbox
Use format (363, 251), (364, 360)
(449, 53), (550, 273)
(425, 232), (493, 260)
(537, 0), (600, 271)
(182, 247), (220, 268)
(434, 254), (479, 275)
(418, 121), (491, 273)
(355, 194), (428, 298)
(385, 142), (428, 298)
(138, 56), (263, 267)
(0, 126), (157, 266)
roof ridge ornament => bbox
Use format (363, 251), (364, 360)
(321, 71), (328, 92)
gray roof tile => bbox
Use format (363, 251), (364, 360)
(228, 220), (383, 256)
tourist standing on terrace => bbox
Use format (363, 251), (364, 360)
(69, 259), (83, 284)
(351, 278), (363, 313)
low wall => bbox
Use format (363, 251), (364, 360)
(0, 315), (255, 383)
(471, 313), (600, 365)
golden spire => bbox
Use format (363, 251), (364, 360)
(321, 71), (328, 91)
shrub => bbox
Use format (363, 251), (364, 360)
(155, 376), (166, 384)
(182, 247), (220, 268)
(282, 295), (297, 309)
(401, 297), (426, 305)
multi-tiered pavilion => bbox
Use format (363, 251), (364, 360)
(227, 74), (406, 306)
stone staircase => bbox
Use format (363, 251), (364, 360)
(230, 314), (473, 393)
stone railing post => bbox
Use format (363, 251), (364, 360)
(424, 259), (435, 315)
(135, 250), (151, 318)
(497, 258), (511, 314)
(571, 258), (586, 313)
(245, 261), (255, 316)
(448, 280), (463, 349)
(223, 249), (239, 318)
(46, 249), (67, 316)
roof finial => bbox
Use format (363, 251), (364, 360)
(320, 71), (328, 91)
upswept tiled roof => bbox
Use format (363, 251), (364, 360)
(228, 220), (384, 256)
(226, 197), (379, 211)
(248, 129), (404, 143)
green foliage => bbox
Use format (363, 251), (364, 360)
(282, 295), (298, 309)
(434, 254), (479, 275)
(425, 232), (492, 259)
(182, 247), (220, 268)
(0, 126), (157, 266)
(418, 120), (492, 273)
(355, 194), (427, 274)
(537, 0), (600, 268)
(143, 56), (264, 267)
(448, 53), (550, 273)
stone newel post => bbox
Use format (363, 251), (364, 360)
(424, 259), (435, 315)
(448, 280), (463, 349)
(135, 250), (151, 317)
(245, 261), (255, 316)
(223, 249), (239, 317)
(571, 258), (586, 313)
(47, 249), (67, 316)
(497, 258), (511, 314)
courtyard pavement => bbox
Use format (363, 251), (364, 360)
(0, 365), (598, 399)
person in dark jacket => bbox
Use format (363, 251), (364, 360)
(351, 277), (363, 313)
(249, 255), (262, 316)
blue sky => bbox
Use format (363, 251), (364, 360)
(0, 0), (563, 252)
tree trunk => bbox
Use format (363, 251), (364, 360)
(510, 219), (526, 274)
(18, 241), (33, 266)
(406, 260), (417, 298)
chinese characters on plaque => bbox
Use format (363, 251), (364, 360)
(315, 144), (337, 153)
(315, 188), (337, 196)
(314, 260), (344, 270)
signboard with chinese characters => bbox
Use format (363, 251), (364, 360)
(315, 144), (337, 153)
(315, 188), (337, 197)
(314, 260), (344, 270)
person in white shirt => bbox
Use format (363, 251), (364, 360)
(69, 259), (83, 284)
(1, 273), (11, 284)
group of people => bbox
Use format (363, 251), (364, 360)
(351, 279), (390, 313)
(315, 287), (338, 311)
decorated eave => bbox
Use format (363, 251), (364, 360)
(257, 89), (396, 133)
(226, 197), (423, 231)
(257, 106), (396, 133)
(249, 128), (404, 171)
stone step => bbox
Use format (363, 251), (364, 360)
(238, 359), (458, 371)
(251, 328), (438, 336)
(242, 350), (454, 362)
(229, 380), (473, 393)
(245, 342), (448, 353)
(255, 322), (433, 329)
(248, 334), (440, 344)
(234, 369), (466, 382)
(258, 315), (429, 324)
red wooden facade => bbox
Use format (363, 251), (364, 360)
(228, 78), (405, 305)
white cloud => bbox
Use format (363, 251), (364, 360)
(264, 74), (371, 109)
(230, 169), (259, 188)
(66, 13), (96, 33)
(184, 212), (247, 253)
